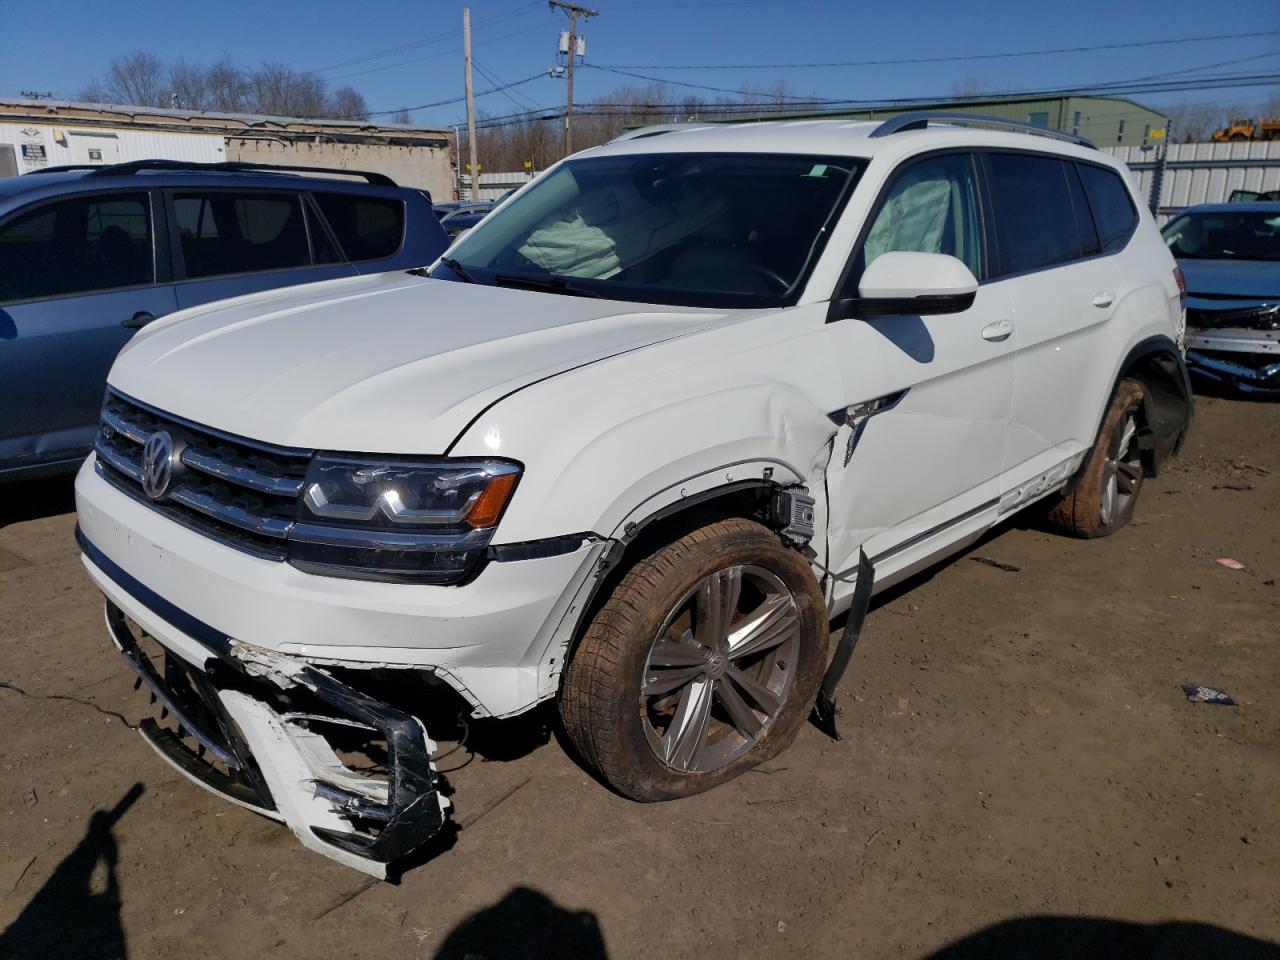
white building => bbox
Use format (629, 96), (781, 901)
(0, 98), (455, 199)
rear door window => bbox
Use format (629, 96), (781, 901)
(0, 191), (153, 303)
(313, 193), (405, 262)
(986, 153), (1081, 276)
(173, 191), (312, 279)
(1076, 164), (1138, 254)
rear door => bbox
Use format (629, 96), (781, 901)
(986, 152), (1134, 490)
(167, 188), (356, 309)
(0, 188), (176, 472)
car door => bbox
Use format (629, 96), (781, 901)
(0, 188), (176, 475)
(984, 153), (1131, 491)
(167, 188), (356, 309)
(822, 151), (1016, 593)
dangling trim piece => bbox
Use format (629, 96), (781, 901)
(811, 549), (875, 741)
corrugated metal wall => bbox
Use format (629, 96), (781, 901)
(0, 122), (225, 173)
(1107, 141), (1280, 221)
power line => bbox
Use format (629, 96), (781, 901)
(463, 71), (1280, 129)
(474, 59), (545, 112)
(321, 21), (553, 83)
(364, 71), (551, 118)
(308, 1), (546, 75)
(586, 48), (1280, 103)
(583, 63), (836, 101)
(596, 29), (1280, 71)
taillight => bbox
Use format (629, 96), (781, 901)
(1173, 265), (1187, 310)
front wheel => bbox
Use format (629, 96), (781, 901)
(558, 518), (828, 801)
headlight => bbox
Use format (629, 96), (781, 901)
(287, 456), (521, 584)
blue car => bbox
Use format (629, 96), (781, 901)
(0, 160), (450, 480)
(1162, 202), (1280, 397)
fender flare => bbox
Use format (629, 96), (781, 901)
(1107, 334), (1194, 471)
(526, 459), (820, 707)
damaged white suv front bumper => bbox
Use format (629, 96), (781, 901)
(77, 449), (607, 877)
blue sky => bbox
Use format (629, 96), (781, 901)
(1, 0), (1277, 127)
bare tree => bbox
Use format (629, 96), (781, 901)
(206, 57), (252, 113)
(168, 59), (210, 110)
(328, 86), (370, 121)
(249, 62), (328, 117)
(78, 51), (166, 106)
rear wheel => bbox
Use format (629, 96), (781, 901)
(558, 518), (827, 801)
(1047, 378), (1145, 538)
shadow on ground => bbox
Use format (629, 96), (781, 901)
(925, 915), (1280, 959)
(431, 886), (607, 960)
(0, 474), (78, 529)
(0, 783), (144, 960)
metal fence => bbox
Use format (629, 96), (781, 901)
(1106, 141), (1280, 223)
(460, 170), (534, 201)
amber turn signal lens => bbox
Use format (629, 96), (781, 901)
(465, 472), (519, 528)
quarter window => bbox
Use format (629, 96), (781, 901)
(986, 153), (1079, 276)
(173, 191), (311, 279)
(857, 153), (984, 281)
(1076, 164), (1138, 254)
(0, 192), (153, 304)
(314, 193), (405, 262)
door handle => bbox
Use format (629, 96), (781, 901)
(1091, 292), (1115, 308)
(122, 311), (155, 329)
(981, 319), (1013, 342)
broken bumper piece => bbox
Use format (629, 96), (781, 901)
(1185, 324), (1280, 397)
(105, 600), (449, 878)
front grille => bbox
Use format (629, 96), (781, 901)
(94, 391), (312, 560)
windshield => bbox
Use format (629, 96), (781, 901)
(1163, 210), (1280, 262)
(435, 152), (864, 308)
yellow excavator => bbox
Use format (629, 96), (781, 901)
(1212, 116), (1280, 141)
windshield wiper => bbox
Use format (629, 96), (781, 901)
(436, 257), (477, 283)
(494, 274), (605, 299)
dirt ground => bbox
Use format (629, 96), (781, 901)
(1, 394), (1277, 960)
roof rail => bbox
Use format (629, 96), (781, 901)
(76, 159), (398, 186)
(869, 112), (1095, 149)
(26, 164), (106, 174)
(610, 123), (714, 143)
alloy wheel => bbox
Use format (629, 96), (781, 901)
(1101, 413), (1141, 526)
(641, 564), (800, 773)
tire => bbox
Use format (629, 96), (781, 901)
(559, 518), (828, 801)
(1047, 378), (1145, 538)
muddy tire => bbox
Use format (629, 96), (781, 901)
(1047, 378), (1146, 538)
(558, 518), (828, 802)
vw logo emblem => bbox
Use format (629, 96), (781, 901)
(141, 431), (175, 500)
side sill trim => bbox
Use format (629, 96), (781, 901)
(76, 525), (232, 656)
(828, 496), (1001, 580)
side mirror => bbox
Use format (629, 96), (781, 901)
(830, 251), (978, 321)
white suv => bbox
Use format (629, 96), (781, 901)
(75, 113), (1192, 876)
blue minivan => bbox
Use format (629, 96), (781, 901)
(0, 160), (450, 480)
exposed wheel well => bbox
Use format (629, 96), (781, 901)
(1116, 339), (1193, 474)
(559, 483), (782, 686)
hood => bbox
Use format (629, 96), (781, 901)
(110, 272), (726, 453)
(1177, 257), (1280, 301)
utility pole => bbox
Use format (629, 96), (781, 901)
(549, 0), (597, 156)
(462, 7), (479, 201)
